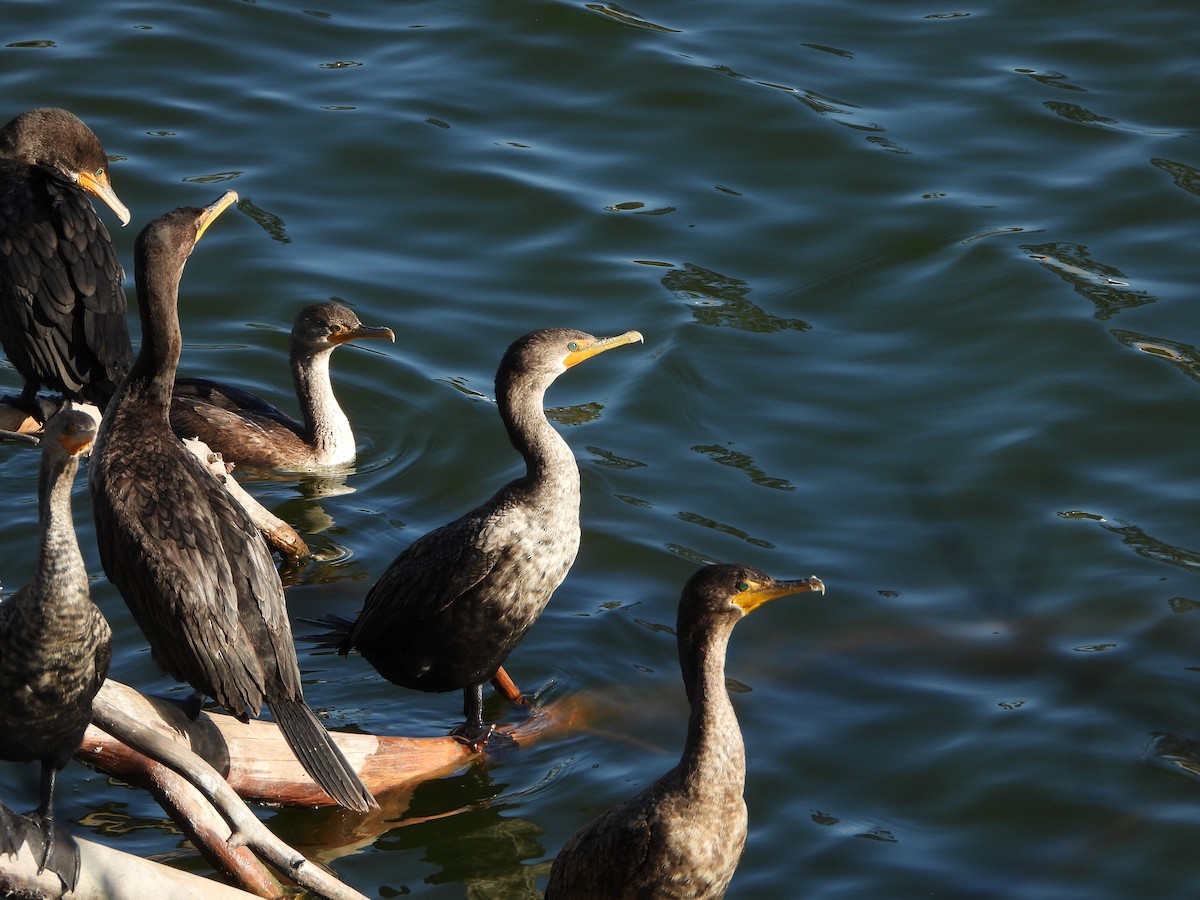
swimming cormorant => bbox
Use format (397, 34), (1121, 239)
(545, 564), (825, 899)
(170, 300), (394, 471)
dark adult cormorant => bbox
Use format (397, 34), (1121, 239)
(544, 564), (825, 899)
(88, 191), (376, 813)
(341, 327), (643, 747)
(0, 408), (112, 891)
(170, 300), (395, 471)
(0, 108), (132, 412)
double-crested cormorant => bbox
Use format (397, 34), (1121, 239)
(544, 564), (825, 899)
(0, 408), (113, 891)
(170, 300), (395, 470)
(341, 327), (644, 746)
(0, 108), (132, 412)
(88, 191), (376, 813)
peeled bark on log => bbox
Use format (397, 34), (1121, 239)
(0, 398), (56, 432)
(123, 758), (284, 897)
(87, 682), (370, 900)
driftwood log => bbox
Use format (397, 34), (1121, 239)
(59, 679), (577, 898)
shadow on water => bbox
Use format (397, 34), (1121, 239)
(368, 766), (545, 899)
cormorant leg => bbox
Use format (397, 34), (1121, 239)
(449, 683), (516, 753)
(449, 683), (490, 750)
(491, 666), (530, 707)
(33, 764), (81, 891)
(35, 763), (56, 873)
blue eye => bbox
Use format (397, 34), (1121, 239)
(736, 581), (749, 591)
(567, 341), (579, 351)
(95, 167), (104, 177)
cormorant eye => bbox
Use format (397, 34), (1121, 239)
(735, 581), (750, 592)
(95, 167), (104, 177)
(567, 341), (579, 352)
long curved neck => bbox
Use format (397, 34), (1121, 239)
(499, 373), (579, 496)
(677, 623), (746, 798)
(129, 254), (183, 411)
(33, 450), (87, 605)
(292, 347), (353, 457)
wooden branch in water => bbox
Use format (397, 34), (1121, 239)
(88, 681), (370, 900)
(82, 679), (572, 808)
(123, 757), (284, 897)
(0, 399), (52, 433)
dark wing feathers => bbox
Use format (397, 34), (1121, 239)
(89, 423), (289, 717)
(347, 509), (512, 646)
(171, 377), (311, 467)
(173, 377), (296, 423)
(0, 163), (129, 402)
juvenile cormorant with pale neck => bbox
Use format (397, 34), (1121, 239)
(0, 408), (112, 891)
(171, 300), (395, 471)
(341, 327), (643, 747)
(88, 191), (376, 813)
(544, 564), (825, 899)
(0, 108), (132, 413)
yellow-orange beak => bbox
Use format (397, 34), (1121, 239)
(330, 324), (396, 346)
(196, 191), (239, 242)
(76, 167), (131, 226)
(563, 330), (644, 368)
(732, 575), (825, 615)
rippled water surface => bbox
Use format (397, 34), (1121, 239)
(3, 2), (1200, 897)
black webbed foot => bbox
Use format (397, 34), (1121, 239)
(449, 721), (517, 754)
(21, 810), (81, 893)
(0, 803), (21, 858)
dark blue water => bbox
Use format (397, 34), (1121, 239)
(3, 1), (1200, 897)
